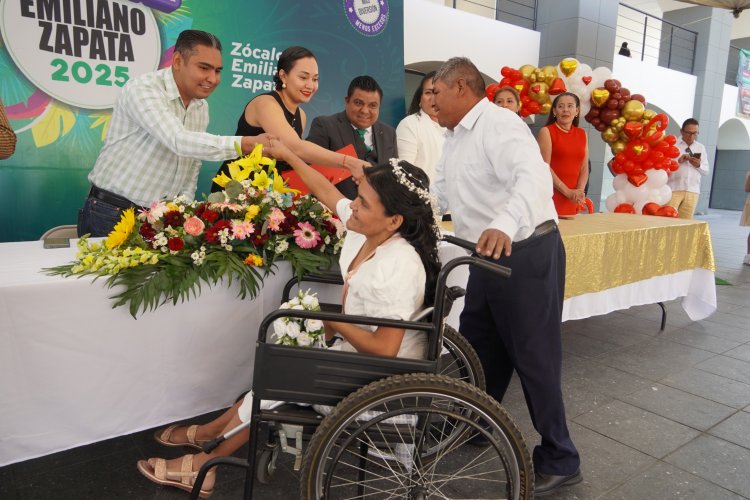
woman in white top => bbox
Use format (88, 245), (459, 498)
(138, 149), (440, 497)
(396, 71), (446, 181)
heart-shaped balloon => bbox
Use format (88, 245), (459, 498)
(531, 84), (540, 93)
(582, 76), (592, 85)
(560, 58), (578, 77)
(614, 203), (636, 214)
(591, 88), (610, 107)
(549, 78), (566, 95)
(656, 206), (678, 217)
(623, 121), (643, 140)
(627, 173), (648, 186)
(641, 202), (660, 215)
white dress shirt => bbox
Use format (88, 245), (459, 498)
(433, 98), (557, 242)
(667, 138), (709, 194)
(396, 110), (446, 181)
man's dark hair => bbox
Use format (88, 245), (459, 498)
(347, 75), (383, 99)
(682, 118), (699, 130)
(175, 30), (222, 58)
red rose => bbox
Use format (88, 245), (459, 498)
(202, 210), (219, 223)
(167, 237), (184, 251)
(139, 222), (157, 241)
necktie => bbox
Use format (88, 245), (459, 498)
(356, 128), (372, 152)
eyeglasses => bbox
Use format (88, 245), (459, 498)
(682, 130), (699, 136)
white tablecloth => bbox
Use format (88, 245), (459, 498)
(0, 240), (295, 466)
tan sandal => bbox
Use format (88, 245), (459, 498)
(137, 455), (215, 498)
(154, 424), (207, 451)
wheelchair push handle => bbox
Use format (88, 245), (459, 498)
(442, 235), (512, 279)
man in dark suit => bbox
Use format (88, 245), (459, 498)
(307, 75), (398, 168)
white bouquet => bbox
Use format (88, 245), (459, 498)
(272, 289), (326, 348)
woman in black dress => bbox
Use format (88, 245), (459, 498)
(211, 46), (365, 196)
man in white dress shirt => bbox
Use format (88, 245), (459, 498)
(667, 118), (709, 219)
(432, 57), (581, 497)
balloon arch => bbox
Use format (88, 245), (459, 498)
(488, 58), (680, 217)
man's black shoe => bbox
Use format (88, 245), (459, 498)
(534, 469), (582, 496)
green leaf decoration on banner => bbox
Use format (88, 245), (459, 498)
(89, 112), (112, 141)
(31, 102), (75, 147)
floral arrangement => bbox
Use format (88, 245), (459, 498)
(272, 290), (327, 348)
(45, 145), (344, 317)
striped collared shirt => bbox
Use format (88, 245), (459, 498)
(0, 98), (17, 160)
(88, 68), (240, 206)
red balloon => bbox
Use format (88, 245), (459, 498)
(600, 108), (620, 125)
(631, 94), (646, 104)
(628, 173), (648, 186)
(620, 88), (631, 100)
(651, 150), (665, 162)
(664, 134), (677, 146)
(595, 122), (607, 131)
(656, 140), (670, 151)
(606, 98), (619, 110)
(526, 100), (541, 114)
(668, 160), (679, 171)
(604, 79), (622, 92)
(499, 77), (511, 87)
(486, 83), (500, 101)
(612, 92), (622, 101)
(618, 99), (626, 109)
(666, 146), (680, 158)
(623, 121), (643, 140)
(590, 117), (602, 127)
(614, 203), (636, 214)
(656, 206), (679, 217)
(520, 108), (531, 117)
(549, 77), (566, 95)
(624, 160), (636, 173)
(501, 66), (513, 77)
(643, 113), (669, 143)
(642, 202), (660, 215)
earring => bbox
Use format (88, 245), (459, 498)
(282, 83), (287, 89)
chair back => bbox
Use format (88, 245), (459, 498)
(39, 225), (78, 240)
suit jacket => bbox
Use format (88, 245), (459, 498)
(306, 111), (398, 165)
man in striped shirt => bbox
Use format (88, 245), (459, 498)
(79, 30), (273, 237)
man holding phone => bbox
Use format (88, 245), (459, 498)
(667, 118), (709, 219)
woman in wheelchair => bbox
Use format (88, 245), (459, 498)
(137, 147), (441, 497)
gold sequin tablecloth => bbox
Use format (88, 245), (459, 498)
(440, 213), (717, 323)
(558, 213), (715, 299)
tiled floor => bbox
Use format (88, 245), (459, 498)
(1, 209), (748, 499)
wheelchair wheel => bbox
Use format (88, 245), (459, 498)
(256, 443), (279, 484)
(300, 373), (533, 499)
(440, 325), (486, 390)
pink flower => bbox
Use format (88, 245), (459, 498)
(140, 201), (169, 224)
(268, 208), (286, 232)
(294, 222), (321, 249)
(231, 220), (255, 240)
(183, 216), (205, 236)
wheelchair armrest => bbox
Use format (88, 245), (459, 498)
(282, 270), (344, 302)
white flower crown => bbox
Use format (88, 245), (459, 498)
(388, 158), (442, 235)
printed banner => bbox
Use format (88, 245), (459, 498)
(0, 0), (404, 241)
(737, 48), (750, 118)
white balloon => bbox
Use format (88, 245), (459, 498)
(591, 66), (612, 89)
(648, 189), (662, 203)
(643, 169), (668, 189)
(616, 189), (628, 205)
(634, 199), (648, 214)
(658, 185), (673, 205)
(579, 100), (591, 118)
(606, 193), (618, 212)
(613, 173), (629, 190)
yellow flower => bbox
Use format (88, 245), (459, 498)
(243, 254), (264, 266)
(244, 204), (260, 221)
(166, 202), (179, 212)
(251, 170), (271, 190)
(105, 208), (135, 249)
(212, 171), (232, 189)
(270, 168), (300, 195)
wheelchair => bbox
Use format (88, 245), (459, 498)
(189, 236), (534, 499)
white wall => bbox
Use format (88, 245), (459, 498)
(719, 83), (750, 149)
(404, 0), (540, 79)
(612, 54), (696, 123)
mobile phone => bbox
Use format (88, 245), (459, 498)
(691, 152), (701, 159)
(43, 237), (71, 249)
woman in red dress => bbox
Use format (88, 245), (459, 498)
(537, 92), (589, 217)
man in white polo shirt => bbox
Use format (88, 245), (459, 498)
(667, 118), (709, 219)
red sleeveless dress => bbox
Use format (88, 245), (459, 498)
(545, 124), (587, 217)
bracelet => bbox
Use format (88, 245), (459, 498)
(341, 155), (347, 169)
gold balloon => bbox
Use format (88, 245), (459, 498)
(541, 102), (552, 114)
(613, 119), (625, 131)
(519, 64), (535, 80)
(602, 127), (619, 143)
(529, 73), (537, 83)
(611, 140), (626, 154)
(541, 65), (558, 84)
(642, 109), (656, 120)
(621, 100), (645, 121)
(560, 58), (578, 77)
(591, 88), (610, 107)
(619, 131), (629, 142)
(528, 82), (549, 103)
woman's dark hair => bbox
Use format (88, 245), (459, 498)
(364, 161), (441, 306)
(273, 46), (316, 91)
(546, 92), (580, 127)
(407, 71), (437, 115)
